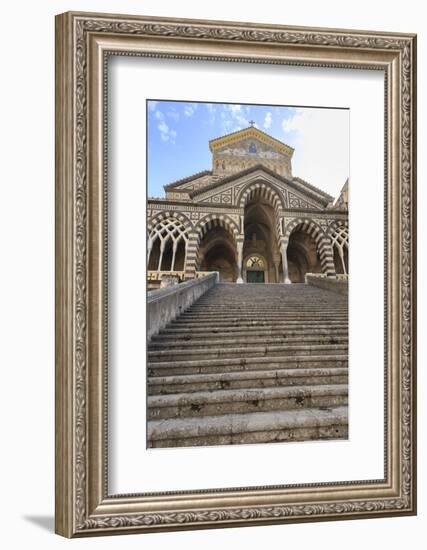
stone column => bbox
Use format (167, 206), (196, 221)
(236, 241), (244, 284)
(170, 241), (178, 272)
(157, 241), (165, 272)
(274, 261), (280, 284)
(147, 237), (153, 268)
(338, 246), (347, 275)
(280, 241), (291, 284)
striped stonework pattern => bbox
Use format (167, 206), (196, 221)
(184, 231), (199, 280)
(237, 181), (284, 244)
(283, 218), (337, 278)
(195, 213), (240, 247)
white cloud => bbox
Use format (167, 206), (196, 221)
(147, 100), (158, 111)
(263, 112), (272, 129)
(156, 116), (177, 144)
(281, 108), (349, 199)
(205, 103), (216, 124)
(167, 110), (180, 121)
(151, 108), (177, 144)
(225, 104), (249, 131)
(184, 103), (198, 117)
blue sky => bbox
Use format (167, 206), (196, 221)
(147, 100), (349, 199)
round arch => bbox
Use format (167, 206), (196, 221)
(195, 213), (240, 245)
(283, 218), (336, 279)
(283, 217), (326, 245)
(237, 180), (286, 211)
(243, 252), (269, 283)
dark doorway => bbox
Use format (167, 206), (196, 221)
(247, 270), (265, 283)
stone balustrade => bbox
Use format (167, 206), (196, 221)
(147, 272), (219, 340)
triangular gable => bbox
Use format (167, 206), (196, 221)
(209, 126), (294, 158)
(190, 164), (329, 209)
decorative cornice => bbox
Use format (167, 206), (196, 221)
(163, 170), (212, 190)
(292, 176), (334, 202)
(148, 199), (242, 213)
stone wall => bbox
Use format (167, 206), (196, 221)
(147, 272), (219, 340)
(305, 274), (348, 295)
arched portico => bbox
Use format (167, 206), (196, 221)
(281, 218), (336, 281)
(238, 181), (283, 283)
(195, 214), (240, 282)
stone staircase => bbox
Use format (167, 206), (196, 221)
(147, 283), (348, 448)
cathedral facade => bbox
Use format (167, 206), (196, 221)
(147, 126), (348, 288)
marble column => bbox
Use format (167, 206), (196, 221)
(236, 241), (244, 284)
(157, 241), (165, 272)
(280, 242), (291, 284)
(274, 261), (280, 284)
(147, 237), (153, 268)
(338, 246), (347, 275)
(170, 241), (178, 271)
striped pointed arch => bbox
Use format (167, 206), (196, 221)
(195, 213), (240, 246)
(237, 180), (285, 211)
(282, 218), (336, 278)
(282, 218), (326, 245)
(237, 180), (285, 244)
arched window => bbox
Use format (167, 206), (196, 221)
(331, 226), (349, 275)
(249, 143), (257, 153)
(148, 218), (189, 272)
(246, 255), (265, 269)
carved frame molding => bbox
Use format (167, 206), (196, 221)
(55, 11), (416, 537)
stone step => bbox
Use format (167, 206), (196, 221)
(174, 314), (348, 323)
(186, 310), (347, 316)
(147, 406), (348, 448)
(146, 283), (348, 448)
(148, 354), (348, 376)
(149, 334), (347, 350)
(191, 300), (347, 310)
(147, 367), (348, 394)
(161, 321), (348, 332)
(154, 327), (348, 340)
(193, 297), (347, 302)
(195, 308), (348, 313)
(148, 343), (348, 362)
(147, 384), (348, 420)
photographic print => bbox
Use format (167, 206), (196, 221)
(146, 100), (349, 449)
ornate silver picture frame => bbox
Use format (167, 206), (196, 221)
(55, 11), (417, 537)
